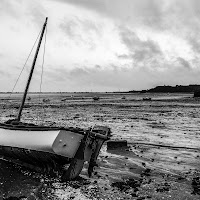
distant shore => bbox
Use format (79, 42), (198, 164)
(128, 84), (200, 93)
(1, 84), (200, 94)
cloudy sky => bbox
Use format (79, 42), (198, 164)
(1, 0), (200, 92)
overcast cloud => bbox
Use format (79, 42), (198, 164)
(0, 0), (200, 92)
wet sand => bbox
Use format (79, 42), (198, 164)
(0, 92), (199, 199)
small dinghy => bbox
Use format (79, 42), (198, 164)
(0, 17), (111, 181)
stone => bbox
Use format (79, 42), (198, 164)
(107, 140), (128, 150)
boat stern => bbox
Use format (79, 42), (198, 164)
(60, 125), (111, 180)
(52, 129), (84, 158)
(84, 125), (111, 177)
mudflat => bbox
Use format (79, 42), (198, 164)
(0, 92), (199, 199)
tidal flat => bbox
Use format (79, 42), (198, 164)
(0, 92), (199, 199)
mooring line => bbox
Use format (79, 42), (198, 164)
(130, 142), (200, 151)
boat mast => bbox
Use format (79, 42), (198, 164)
(17, 17), (48, 121)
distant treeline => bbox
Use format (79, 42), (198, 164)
(1, 85), (200, 94)
(129, 84), (200, 93)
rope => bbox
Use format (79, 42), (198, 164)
(8, 29), (43, 99)
(130, 142), (200, 151)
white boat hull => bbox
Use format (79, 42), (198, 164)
(0, 128), (84, 158)
(0, 124), (111, 180)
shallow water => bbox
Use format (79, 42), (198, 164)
(0, 93), (199, 199)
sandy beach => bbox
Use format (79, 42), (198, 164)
(0, 92), (199, 199)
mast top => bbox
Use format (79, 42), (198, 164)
(16, 17), (48, 121)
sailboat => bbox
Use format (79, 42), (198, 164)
(0, 17), (111, 180)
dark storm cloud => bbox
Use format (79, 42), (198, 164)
(28, 2), (46, 27)
(119, 26), (163, 64)
(188, 37), (200, 53)
(95, 65), (101, 69)
(69, 67), (89, 76)
(67, 66), (127, 89)
(42, 61), (200, 91)
(60, 17), (100, 37)
(54, 0), (200, 51)
(161, 1), (200, 57)
(45, 66), (92, 83)
(131, 0), (164, 29)
(0, 0), (19, 17)
(3, 0), (200, 91)
(48, 64), (164, 91)
(50, 0), (163, 27)
(59, 16), (101, 49)
(51, 0), (200, 68)
(60, 18), (83, 39)
(177, 57), (191, 69)
(0, 0), (46, 28)
(49, 0), (106, 14)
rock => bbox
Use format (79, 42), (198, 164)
(156, 183), (170, 192)
(3, 196), (27, 200)
(137, 197), (145, 200)
(107, 140), (128, 150)
(43, 98), (50, 103)
(111, 178), (141, 192)
(61, 98), (67, 101)
(191, 177), (200, 195)
(131, 193), (138, 197)
(142, 97), (152, 101)
(141, 162), (146, 167)
(194, 90), (200, 97)
(121, 96), (126, 100)
(143, 168), (151, 176)
(177, 176), (185, 181)
(93, 96), (99, 101)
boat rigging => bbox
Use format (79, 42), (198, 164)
(0, 17), (111, 181)
(17, 17), (48, 121)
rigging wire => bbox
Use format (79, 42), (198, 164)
(8, 29), (43, 99)
(39, 25), (47, 97)
(37, 25), (47, 123)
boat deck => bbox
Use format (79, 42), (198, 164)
(0, 119), (85, 134)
